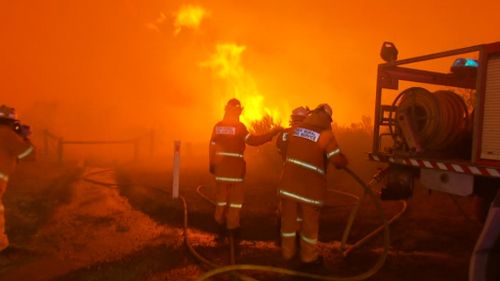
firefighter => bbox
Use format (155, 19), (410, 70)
(209, 98), (282, 246)
(278, 103), (348, 265)
(274, 106), (310, 244)
(0, 105), (34, 252)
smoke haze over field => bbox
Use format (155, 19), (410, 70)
(1, 0), (499, 145)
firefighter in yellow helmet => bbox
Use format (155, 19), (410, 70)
(278, 103), (348, 265)
(209, 98), (282, 246)
(0, 105), (35, 252)
(274, 106), (310, 244)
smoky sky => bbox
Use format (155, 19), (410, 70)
(1, 0), (499, 142)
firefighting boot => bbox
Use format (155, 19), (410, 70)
(275, 217), (282, 247)
(229, 228), (242, 262)
(215, 223), (227, 245)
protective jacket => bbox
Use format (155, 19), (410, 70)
(0, 125), (34, 179)
(209, 117), (277, 183)
(0, 124), (34, 251)
(278, 112), (346, 206)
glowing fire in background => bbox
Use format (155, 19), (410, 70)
(174, 5), (209, 35)
(201, 43), (285, 132)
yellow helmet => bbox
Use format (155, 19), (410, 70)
(290, 106), (309, 126)
(0, 105), (17, 120)
(316, 103), (332, 117)
(225, 98), (243, 114)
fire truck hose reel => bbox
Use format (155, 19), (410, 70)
(394, 87), (469, 152)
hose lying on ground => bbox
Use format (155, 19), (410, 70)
(84, 166), (392, 281)
(81, 167), (257, 281)
(193, 167), (391, 281)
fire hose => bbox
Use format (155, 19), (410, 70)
(193, 167), (395, 281)
(82, 167), (402, 280)
(81, 168), (258, 281)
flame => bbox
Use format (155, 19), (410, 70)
(201, 43), (284, 131)
(174, 5), (209, 35)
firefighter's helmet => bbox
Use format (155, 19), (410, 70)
(290, 106), (309, 126)
(225, 98), (243, 113)
(316, 103), (333, 117)
(0, 105), (17, 120)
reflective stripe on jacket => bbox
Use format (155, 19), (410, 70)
(216, 152), (244, 158)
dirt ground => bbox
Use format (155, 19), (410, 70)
(0, 144), (487, 281)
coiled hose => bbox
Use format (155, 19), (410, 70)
(194, 167), (390, 281)
(391, 87), (469, 152)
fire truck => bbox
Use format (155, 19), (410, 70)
(369, 42), (500, 281)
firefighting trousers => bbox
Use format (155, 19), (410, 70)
(214, 181), (244, 230)
(0, 180), (8, 251)
(280, 197), (320, 263)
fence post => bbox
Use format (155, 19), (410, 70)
(172, 140), (181, 199)
(57, 138), (64, 164)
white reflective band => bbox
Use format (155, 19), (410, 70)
(229, 203), (243, 208)
(327, 148), (341, 159)
(301, 234), (318, 244)
(18, 146), (34, 159)
(216, 202), (227, 206)
(216, 152), (244, 158)
(216, 126), (236, 135)
(279, 190), (323, 206)
(210, 141), (216, 145)
(286, 158), (325, 175)
(281, 231), (296, 238)
(297, 217), (303, 222)
(215, 176), (244, 183)
(0, 172), (8, 182)
(282, 132), (288, 141)
(244, 133), (251, 142)
(294, 128), (320, 142)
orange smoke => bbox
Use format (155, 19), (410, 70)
(201, 43), (285, 129)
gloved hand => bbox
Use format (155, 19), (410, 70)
(333, 153), (348, 169)
(270, 126), (284, 136)
(13, 122), (31, 140)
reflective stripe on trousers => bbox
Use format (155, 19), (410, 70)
(286, 158), (325, 175)
(215, 176), (243, 183)
(279, 190), (322, 206)
(281, 231), (296, 238)
(301, 234), (318, 244)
